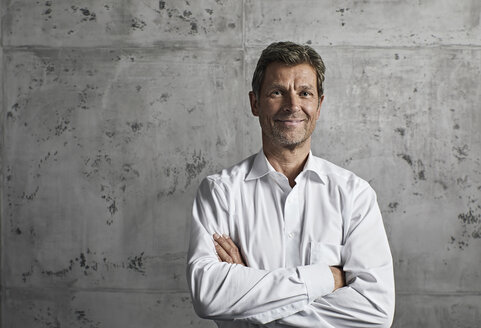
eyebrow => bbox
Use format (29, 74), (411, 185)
(265, 83), (286, 91)
(297, 84), (315, 90)
(265, 83), (315, 91)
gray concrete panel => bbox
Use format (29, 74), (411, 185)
(3, 288), (216, 328)
(393, 293), (481, 328)
(3, 0), (243, 47)
(2, 47), (253, 292)
(246, 0), (481, 47)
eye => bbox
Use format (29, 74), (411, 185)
(271, 90), (282, 96)
(300, 91), (312, 97)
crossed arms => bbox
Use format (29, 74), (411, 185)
(186, 178), (395, 327)
(213, 233), (346, 291)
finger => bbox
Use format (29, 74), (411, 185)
(214, 233), (233, 254)
(214, 240), (233, 263)
(223, 235), (245, 265)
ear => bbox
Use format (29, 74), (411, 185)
(249, 91), (259, 117)
(316, 95), (325, 120)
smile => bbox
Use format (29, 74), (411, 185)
(275, 119), (305, 127)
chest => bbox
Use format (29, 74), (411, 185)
(226, 177), (347, 269)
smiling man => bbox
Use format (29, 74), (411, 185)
(187, 42), (395, 327)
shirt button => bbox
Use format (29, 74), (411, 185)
(288, 232), (294, 239)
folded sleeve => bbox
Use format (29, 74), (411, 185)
(274, 181), (395, 327)
(186, 178), (335, 325)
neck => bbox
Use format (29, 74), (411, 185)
(262, 138), (311, 187)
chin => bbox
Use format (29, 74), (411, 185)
(275, 135), (309, 147)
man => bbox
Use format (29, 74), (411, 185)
(187, 41), (395, 327)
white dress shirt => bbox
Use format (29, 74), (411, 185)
(187, 150), (395, 327)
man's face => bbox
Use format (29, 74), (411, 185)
(249, 62), (324, 148)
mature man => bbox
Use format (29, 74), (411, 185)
(187, 41), (395, 327)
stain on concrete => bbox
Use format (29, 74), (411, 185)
(336, 8), (349, 26)
(156, 1), (220, 35)
(416, 160), (426, 181)
(127, 252), (146, 275)
(157, 167), (180, 199)
(99, 183), (118, 224)
(78, 84), (99, 110)
(108, 201), (117, 216)
(398, 153), (413, 166)
(83, 153), (112, 178)
(54, 118), (71, 136)
(389, 202), (399, 210)
(75, 309), (100, 327)
(33, 306), (61, 328)
(185, 151), (207, 188)
(131, 17), (147, 31)
(22, 186), (40, 201)
(434, 180), (448, 190)
(395, 127), (406, 136)
(453, 144), (469, 161)
(149, 92), (170, 106)
(190, 22), (198, 33)
(397, 154), (427, 182)
(22, 266), (34, 282)
(21, 250), (152, 282)
(128, 121), (143, 133)
(449, 209), (481, 250)
(42, 260), (76, 278)
(79, 7), (97, 21)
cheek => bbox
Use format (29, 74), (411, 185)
(303, 103), (320, 117)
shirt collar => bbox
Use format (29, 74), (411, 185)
(302, 151), (325, 184)
(245, 149), (325, 184)
(245, 149), (274, 181)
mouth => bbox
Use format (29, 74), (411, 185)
(274, 119), (305, 127)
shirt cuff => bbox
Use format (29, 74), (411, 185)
(297, 263), (334, 302)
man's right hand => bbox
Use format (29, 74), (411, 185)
(330, 266), (346, 290)
(213, 233), (246, 266)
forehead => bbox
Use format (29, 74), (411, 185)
(262, 62), (317, 87)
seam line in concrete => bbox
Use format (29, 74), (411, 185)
(2, 44), (481, 51)
(396, 290), (481, 296)
(4, 286), (191, 294)
(246, 44), (481, 50)
(5, 285), (481, 296)
(0, 44), (246, 51)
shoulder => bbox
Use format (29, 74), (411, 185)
(310, 154), (371, 192)
(203, 153), (256, 189)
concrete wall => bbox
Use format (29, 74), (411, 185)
(1, 1), (480, 327)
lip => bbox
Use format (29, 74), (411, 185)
(275, 119), (305, 127)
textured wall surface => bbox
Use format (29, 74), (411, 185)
(1, 1), (480, 327)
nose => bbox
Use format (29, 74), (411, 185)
(283, 92), (301, 112)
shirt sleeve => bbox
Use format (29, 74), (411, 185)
(273, 181), (395, 327)
(186, 177), (335, 325)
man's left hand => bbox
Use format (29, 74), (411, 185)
(213, 233), (246, 266)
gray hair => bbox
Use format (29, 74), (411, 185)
(251, 41), (326, 98)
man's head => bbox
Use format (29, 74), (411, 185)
(251, 41), (326, 99)
(249, 41), (326, 150)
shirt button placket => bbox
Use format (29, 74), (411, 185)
(284, 189), (300, 267)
